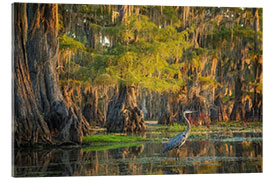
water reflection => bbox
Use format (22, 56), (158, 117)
(13, 132), (262, 177)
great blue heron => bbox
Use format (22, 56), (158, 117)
(163, 110), (196, 153)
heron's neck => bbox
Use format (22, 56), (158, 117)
(184, 113), (191, 133)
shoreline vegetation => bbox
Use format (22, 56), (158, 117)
(14, 120), (262, 149)
(80, 121), (262, 150)
(13, 121), (262, 154)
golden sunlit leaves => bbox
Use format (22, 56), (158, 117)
(59, 34), (85, 53)
(90, 14), (191, 92)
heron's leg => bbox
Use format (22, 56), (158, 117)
(174, 149), (178, 160)
(174, 150), (177, 160)
(176, 148), (181, 161)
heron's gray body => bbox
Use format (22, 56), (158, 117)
(163, 131), (189, 153)
(163, 110), (194, 153)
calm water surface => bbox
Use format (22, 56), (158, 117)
(13, 131), (262, 177)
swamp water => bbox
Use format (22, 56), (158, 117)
(13, 126), (262, 176)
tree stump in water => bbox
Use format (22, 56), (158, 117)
(106, 85), (146, 132)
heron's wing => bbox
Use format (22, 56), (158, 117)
(163, 132), (186, 153)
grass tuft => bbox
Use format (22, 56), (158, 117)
(82, 134), (148, 144)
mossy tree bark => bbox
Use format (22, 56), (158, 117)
(158, 94), (177, 125)
(13, 3), (52, 147)
(106, 85), (146, 132)
(83, 87), (104, 126)
(230, 52), (246, 121)
(13, 3), (90, 147)
(214, 55), (229, 122)
(251, 8), (262, 121)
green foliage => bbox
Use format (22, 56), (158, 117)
(149, 121), (262, 139)
(162, 6), (178, 23)
(90, 15), (192, 92)
(58, 13), (64, 34)
(252, 82), (263, 92)
(59, 34), (85, 53)
(89, 23), (102, 33)
(212, 21), (256, 46)
(198, 76), (221, 88)
(222, 95), (233, 104)
(215, 121), (262, 128)
(216, 121), (243, 127)
(154, 123), (208, 133)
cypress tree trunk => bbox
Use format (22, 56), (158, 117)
(106, 84), (146, 132)
(230, 11), (250, 122)
(105, 5), (145, 132)
(13, 3), (90, 147)
(251, 8), (262, 121)
(214, 55), (229, 122)
(83, 87), (104, 126)
(13, 3), (52, 147)
(230, 57), (245, 121)
(158, 94), (177, 125)
(214, 93), (229, 122)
